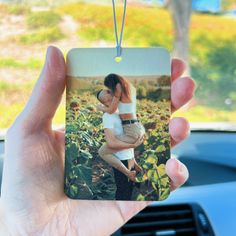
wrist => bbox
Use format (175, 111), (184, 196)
(0, 200), (11, 235)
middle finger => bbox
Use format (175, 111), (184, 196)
(171, 76), (196, 113)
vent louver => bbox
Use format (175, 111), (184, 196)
(112, 204), (214, 236)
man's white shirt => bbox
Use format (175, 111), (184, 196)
(102, 111), (134, 160)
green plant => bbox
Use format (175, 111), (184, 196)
(7, 4), (31, 15)
(64, 87), (171, 201)
(26, 11), (61, 29)
(17, 26), (65, 44)
(0, 57), (42, 69)
(191, 39), (236, 110)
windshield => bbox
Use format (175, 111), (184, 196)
(0, 0), (236, 132)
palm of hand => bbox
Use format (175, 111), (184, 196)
(3, 128), (148, 235)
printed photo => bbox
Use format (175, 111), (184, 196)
(65, 72), (171, 201)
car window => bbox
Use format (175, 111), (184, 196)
(0, 0), (236, 132)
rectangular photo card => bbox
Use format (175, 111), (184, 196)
(64, 47), (171, 201)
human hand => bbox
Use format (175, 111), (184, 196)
(133, 158), (143, 173)
(132, 135), (144, 148)
(0, 46), (195, 236)
(96, 104), (105, 111)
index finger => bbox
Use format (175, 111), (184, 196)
(171, 58), (186, 81)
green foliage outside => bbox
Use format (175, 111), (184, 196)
(1, 2), (236, 129)
(14, 10), (65, 44)
(16, 26), (65, 44)
(0, 57), (43, 69)
(62, 3), (236, 118)
(26, 11), (61, 29)
(57, 3), (236, 111)
(0, 4), (64, 45)
(57, 3), (173, 48)
(4, 4), (31, 15)
(221, 0), (236, 10)
(192, 39), (236, 110)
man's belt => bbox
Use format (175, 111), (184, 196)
(121, 119), (139, 125)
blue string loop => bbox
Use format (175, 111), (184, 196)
(112, 0), (127, 58)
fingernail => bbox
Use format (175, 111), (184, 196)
(46, 46), (53, 65)
(178, 162), (185, 173)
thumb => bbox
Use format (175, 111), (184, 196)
(15, 45), (66, 134)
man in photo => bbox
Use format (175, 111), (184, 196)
(96, 74), (146, 181)
(96, 89), (143, 200)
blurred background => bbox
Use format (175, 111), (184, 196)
(0, 0), (236, 132)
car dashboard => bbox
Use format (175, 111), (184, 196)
(0, 128), (236, 236)
(113, 129), (236, 236)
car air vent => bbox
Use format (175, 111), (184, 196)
(112, 203), (215, 236)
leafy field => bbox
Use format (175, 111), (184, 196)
(64, 75), (171, 201)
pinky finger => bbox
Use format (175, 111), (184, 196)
(165, 158), (189, 192)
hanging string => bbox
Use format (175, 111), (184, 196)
(112, 0), (127, 58)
